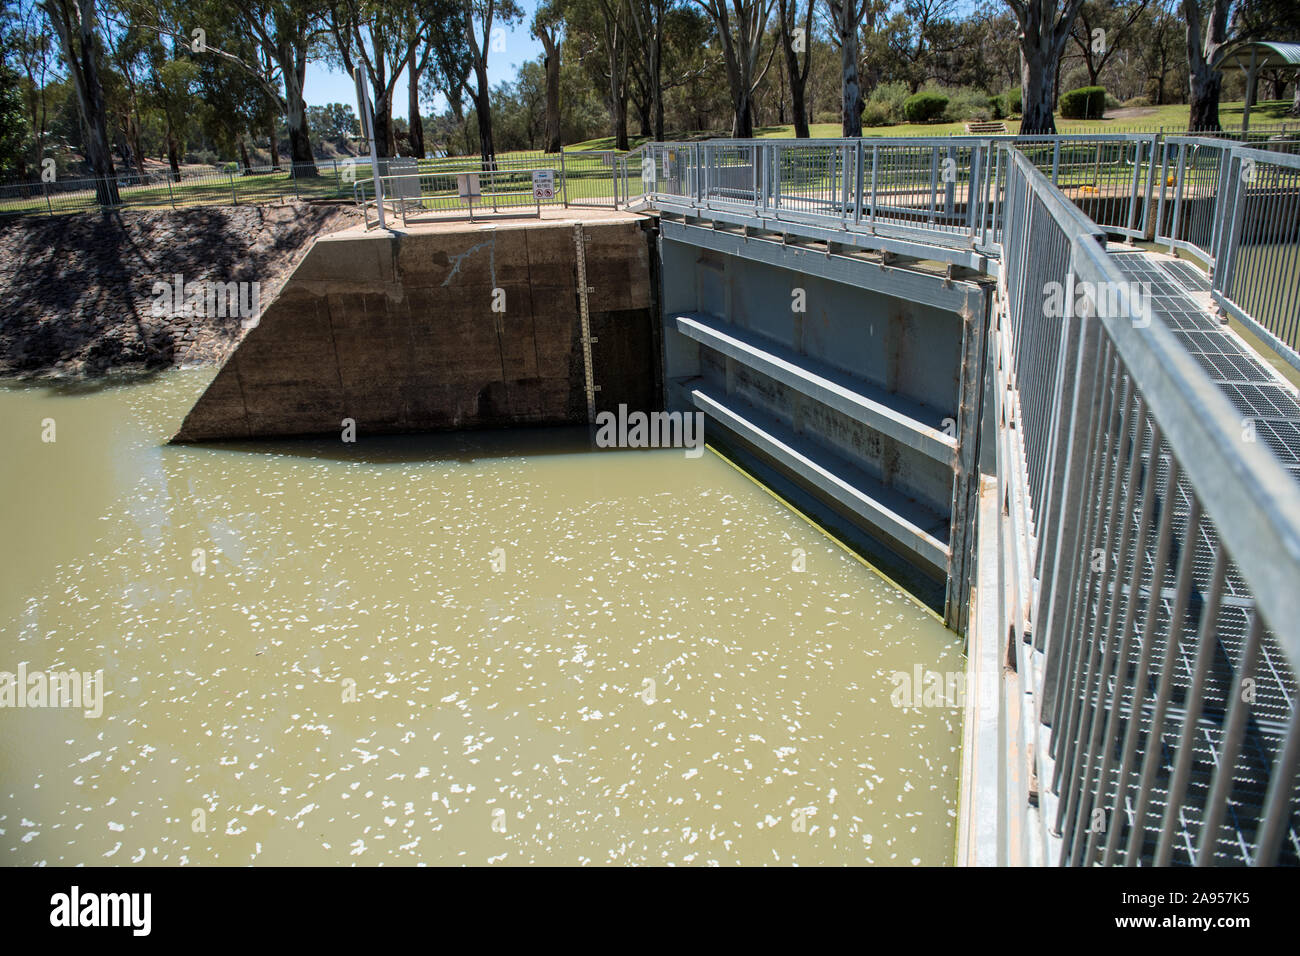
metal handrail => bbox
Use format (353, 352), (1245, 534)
(644, 138), (1300, 865)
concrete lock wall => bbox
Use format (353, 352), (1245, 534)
(174, 208), (990, 633)
(172, 218), (658, 441)
(657, 221), (992, 628)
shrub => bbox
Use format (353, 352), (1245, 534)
(903, 92), (949, 123)
(865, 81), (911, 125)
(1000, 87), (1022, 117)
(1060, 86), (1107, 119)
(941, 86), (993, 122)
(862, 102), (892, 128)
(1122, 95), (1152, 108)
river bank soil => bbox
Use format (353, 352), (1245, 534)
(0, 201), (361, 380)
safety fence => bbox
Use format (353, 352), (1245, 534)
(994, 146), (1300, 865)
(0, 151), (621, 219)
(641, 137), (1300, 865)
(351, 150), (620, 228)
(642, 133), (1300, 370)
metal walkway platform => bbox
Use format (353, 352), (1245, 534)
(1112, 250), (1300, 486)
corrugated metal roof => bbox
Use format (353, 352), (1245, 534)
(1216, 41), (1300, 70)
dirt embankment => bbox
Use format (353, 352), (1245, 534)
(0, 201), (362, 380)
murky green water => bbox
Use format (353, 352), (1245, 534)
(0, 371), (961, 865)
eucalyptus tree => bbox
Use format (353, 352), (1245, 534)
(562, 0), (633, 149)
(626, 0), (678, 142)
(0, 13), (29, 178)
(328, 0), (409, 156)
(1003, 0), (1087, 133)
(691, 0), (776, 137)
(6, 0), (57, 177)
(192, 25), (276, 170)
(39, 0), (119, 201)
(1068, 0), (1151, 88)
(826, 0), (871, 135)
(145, 35), (198, 177)
(102, 5), (152, 176)
(462, 0), (522, 165)
(775, 0), (812, 136)
(532, 0), (563, 151)
(402, 0), (466, 158)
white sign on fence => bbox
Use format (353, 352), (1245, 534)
(457, 172), (481, 202)
(532, 169), (556, 200)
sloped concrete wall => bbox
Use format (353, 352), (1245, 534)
(173, 218), (656, 441)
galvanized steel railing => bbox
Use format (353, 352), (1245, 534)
(646, 134), (1299, 371)
(990, 146), (1300, 865)
(1210, 146), (1300, 371)
(643, 136), (1300, 865)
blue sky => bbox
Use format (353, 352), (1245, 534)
(302, 3), (544, 114)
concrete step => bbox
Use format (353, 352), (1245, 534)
(675, 311), (957, 464)
(690, 385), (951, 572)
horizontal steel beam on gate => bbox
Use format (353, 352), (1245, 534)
(691, 387), (951, 572)
(674, 311), (958, 463)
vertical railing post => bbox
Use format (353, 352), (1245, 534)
(869, 144), (879, 227)
(693, 144), (701, 205)
(840, 143), (850, 221)
(560, 149), (568, 207)
(928, 145), (939, 224)
(1214, 152), (1247, 301)
(1125, 141), (1142, 237)
(229, 170), (238, 205)
(773, 143), (782, 213)
(853, 140), (864, 226)
(1169, 142), (1187, 249)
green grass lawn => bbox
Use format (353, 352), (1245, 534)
(4, 100), (1293, 217)
(565, 100), (1298, 150)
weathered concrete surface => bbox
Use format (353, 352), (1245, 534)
(173, 216), (657, 441)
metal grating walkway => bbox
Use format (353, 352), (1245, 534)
(1112, 251), (1300, 485)
(1059, 249), (1300, 865)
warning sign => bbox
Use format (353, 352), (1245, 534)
(532, 169), (556, 200)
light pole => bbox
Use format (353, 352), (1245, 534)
(355, 67), (386, 229)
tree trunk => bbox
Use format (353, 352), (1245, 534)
(238, 135), (252, 173)
(268, 120), (281, 170)
(732, 90), (754, 137)
(649, 28), (664, 142)
(1184, 0), (1228, 133)
(408, 57), (425, 159)
(779, 0), (811, 138)
(830, 1), (863, 137)
(839, 31), (861, 136)
(1021, 43), (1058, 134)
(473, 57), (495, 168)
(371, 89), (393, 158)
(166, 116), (180, 179)
(42, 0), (118, 206)
(635, 94), (651, 136)
(281, 45), (317, 175)
(1292, 83), (1300, 118)
(1188, 62), (1222, 131)
(609, 59), (630, 150)
(540, 30), (562, 152)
